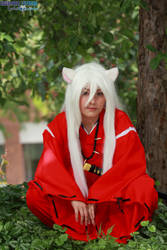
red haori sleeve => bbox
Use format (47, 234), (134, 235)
(88, 111), (153, 203)
(29, 113), (85, 202)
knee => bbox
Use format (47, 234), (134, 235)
(26, 185), (41, 211)
(26, 184), (54, 227)
(129, 175), (156, 197)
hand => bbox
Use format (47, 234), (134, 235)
(87, 203), (96, 226)
(71, 201), (88, 226)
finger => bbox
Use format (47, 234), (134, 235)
(79, 207), (84, 225)
(89, 205), (95, 225)
(74, 208), (79, 223)
(92, 205), (96, 225)
(83, 206), (88, 226)
(90, 206), (95, 225)
(87, 212), (91, 224)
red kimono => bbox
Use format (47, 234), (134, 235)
(26, 109), (158, 243)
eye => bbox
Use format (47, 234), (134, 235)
(96, 91), (104, 96)
(81, 90), (89, 96)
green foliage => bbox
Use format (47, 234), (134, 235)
(0, 184), (167, 249)
(0, 1), (139, 121)
(0, 7), (35, 105)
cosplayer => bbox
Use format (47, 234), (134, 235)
(26, 62), (158, 243)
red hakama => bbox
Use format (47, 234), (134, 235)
(26, 109), (158, 243)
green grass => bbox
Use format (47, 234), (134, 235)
(0, 183), (167, 250)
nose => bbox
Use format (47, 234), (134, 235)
(89, 96), (96, 104)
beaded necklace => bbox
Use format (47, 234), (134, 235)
(81, 117), (100, 161)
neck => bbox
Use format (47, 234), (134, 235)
(81, 116), (98, 133)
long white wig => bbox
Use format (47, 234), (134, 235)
(62, 62), (122, 197)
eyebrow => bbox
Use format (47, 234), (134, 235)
(82, 87), (90, 91)
(81, 88), (102, 92)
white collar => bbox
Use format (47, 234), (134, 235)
(82, 122), (97, 135)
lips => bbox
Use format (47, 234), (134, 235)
(87, 107), (97, 110)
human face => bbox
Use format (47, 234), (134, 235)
(79, 87), (106, 121)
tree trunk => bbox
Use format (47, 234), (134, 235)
(137, 0), (167, 193)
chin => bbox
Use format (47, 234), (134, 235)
(84, 111), (99, 118)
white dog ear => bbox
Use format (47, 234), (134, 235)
(105, 67), (119, 82)
(62, 67), (75, 84)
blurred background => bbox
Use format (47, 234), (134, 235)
(0, 0), (139, 184)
